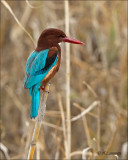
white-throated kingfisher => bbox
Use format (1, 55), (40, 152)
(24, 28), (84, 118)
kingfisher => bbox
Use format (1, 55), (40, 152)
(24, 28), (84, 118)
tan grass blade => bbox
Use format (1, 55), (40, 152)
(1, 0), (36, 46)
(71, 101), (100, 122)
(58, 94), (68, 157)
(26, 0), (43, 9)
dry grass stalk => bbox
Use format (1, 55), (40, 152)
(105, 114), (121, 152)
(45, 110), (60, 117)
(82, 147), (92, 160)
(115, 154), (118, 160)
(0, 143), (10, 160)
(26, 0), (43, 9)
(1, 0), (36, 46)
(82, 116), (92, 147)
(42, 121), (63, 131)
(97, 102), (101, 151)
(73, 103), (98, 118)
(83, 81), (97, 98)
(26, 0), (36, 8)
(65, 1), (71, 159)
(69, 151), (82, 158)
(69, 149), (97, 159)
(53, 133), (65, 157)
(58, 94), (68, 158)
(27, 84), (50, 160)
(71, 101), (100, 122)
(98, 114), (121, 160)
(73, 103), (92, 147)
(36, 142), (40, 160)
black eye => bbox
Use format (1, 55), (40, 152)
(57, 35), (65, 38)
(57, 35), (62, 38)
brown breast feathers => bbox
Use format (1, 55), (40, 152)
(41, 46), (61, 86)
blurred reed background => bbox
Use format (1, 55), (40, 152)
(0, 0), (127, 159)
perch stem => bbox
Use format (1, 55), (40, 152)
(27, 84), (50, 160)
(65, 1), (71, 159)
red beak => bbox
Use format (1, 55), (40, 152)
(63, 36), (85, 45)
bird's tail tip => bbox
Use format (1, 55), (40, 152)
(30, 90), (39, 119)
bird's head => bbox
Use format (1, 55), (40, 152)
(36, 28), (84, 51)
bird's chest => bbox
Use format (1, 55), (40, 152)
(41, 53), (61, 86)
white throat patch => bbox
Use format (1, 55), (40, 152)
(58, 42), (61, 46)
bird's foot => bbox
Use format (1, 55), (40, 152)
(39, 86), (45, 91)
(41, 87), (45, 91)
(39, 85), (50, 93)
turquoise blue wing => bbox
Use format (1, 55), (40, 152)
(25, 57), (57, 88)
(26, 51), (37, 74)
(24, 49), (57, 89)
(24, 51), (37, 87)
(24, 49), (49, 88)
(30, 49), (49, 75)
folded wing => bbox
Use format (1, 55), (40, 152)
(24, 49), (58, 89)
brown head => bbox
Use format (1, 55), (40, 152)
(35, 28), (84, 52)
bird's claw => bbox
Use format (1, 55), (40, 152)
(39, 86), (50, 93)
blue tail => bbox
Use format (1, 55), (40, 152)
(29, 86), (40, 118)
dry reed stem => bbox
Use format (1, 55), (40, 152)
(24, 126), (33, 159)
(36, 142), (40, 160)
(72, 103), (92, 147)
(105, 114), (121, 152)
(27, 122), (41, 160)
(55, 149), (59, 160)
(98, 114), (121, 159)
(69, 149), (97, 159)
(54, 133), (65, 157)
(42, 121), (63, 131)
(71, 101), (100, 122)
(73, 103), (98, 118)
(0, 143), (10, 160)
(27, 84), (49, 160)
(82, 147), (97, 160)
(58, 94), (68, 158)
(82, 147), (91, 160)
(69, 151), (82, 158)
(65, 1), (71, 159)
(45, 110), (60, 117)
(82, 117), (92, 147)
(1, 0), (36, 46)
(97, 102), (101, 151)
(83, 81), (97, 98)
(114, 154), (118, 160)
(26, 0), (43, 9)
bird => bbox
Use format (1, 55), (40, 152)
(24, 28), (84, 119)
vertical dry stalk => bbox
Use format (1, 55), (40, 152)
(64, 1), (71, 159)
(36, 142), (40, 159)
(27, 84), (50, 160)
(0, 143), (10, 160)
(105, 115), (121, 152)
(58, 94), (68, 157)
(73, 103), (92, 147)
(82, 116), (92, 147)
(97, 102), (101, 151)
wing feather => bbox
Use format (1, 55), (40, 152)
(24, 48), (58, 89)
